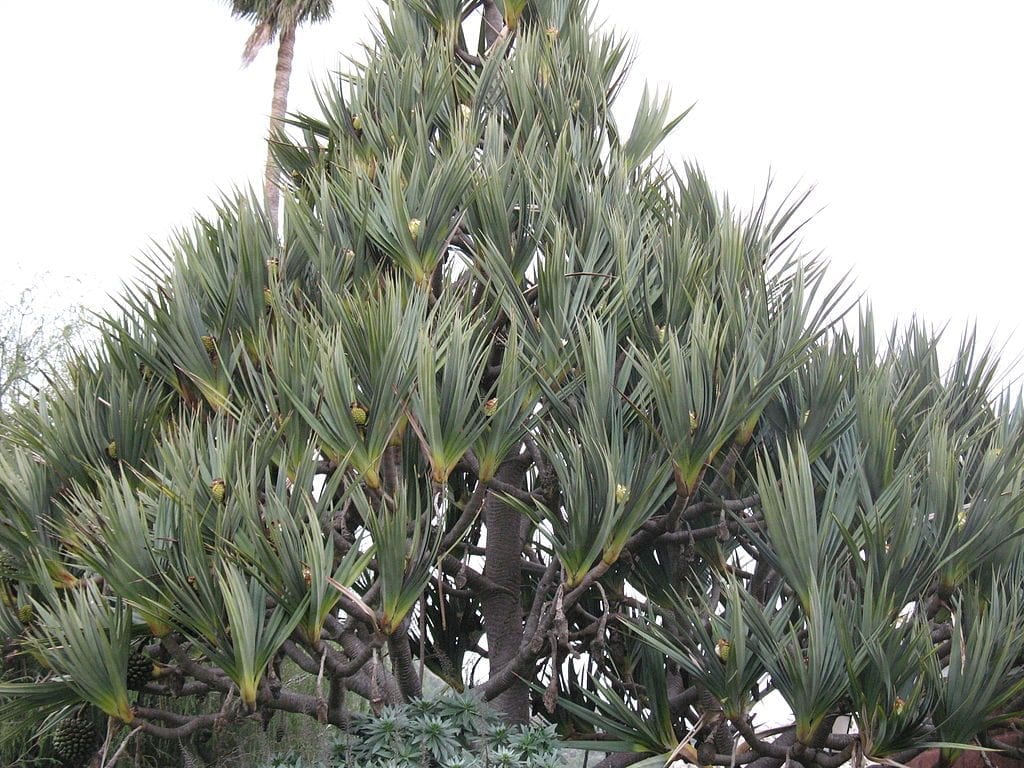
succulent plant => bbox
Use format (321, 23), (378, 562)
(330, 694), (559, 768)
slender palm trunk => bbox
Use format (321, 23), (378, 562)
(264, 22), (296, 234)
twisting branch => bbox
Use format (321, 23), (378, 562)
(441, 554), (512, 598)
(659, 516), (765, 544)
(387, 618), (423, 700)
(730, 716), (791, 760)
(563, 564), (611, 610)
(590, 753), (646, 768)
(485, 476), (542, 505)
(525, 558), (561, 639)
(455, 43), (484, 68)
(478, 603), (554, 702)
(684, 495), (761, 517)
(707, 437), (747, 496)
(160, 635), (232, 692)
(440, 481), (489, 551)
(132, 711), (220, 740)
(282, 638), (321, 675)
(693, 748), (778, 766)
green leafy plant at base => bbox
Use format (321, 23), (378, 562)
(267, 691), (566, 768)
(248, 688), (575, 768)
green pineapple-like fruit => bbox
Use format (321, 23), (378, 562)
(200, 334), (218, 364)
(106, 440), (118, 461)
(350, 401), (369, 427)
(0, 550), (17, 582)
(715, 638), (731, 662)
(17, 604), (34, 626)
(210, 478), (227, 505)
(614, 484), (630, 505)
(127, 651), (154, 689)
(52, 714), (98, 768)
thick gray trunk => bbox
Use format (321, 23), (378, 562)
(265, 23), (295, 234)
(388, 619), (423, 701)
(481, 460), (529, 722)
(481, 1), (503, 48)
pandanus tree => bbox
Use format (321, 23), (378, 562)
(3, 1), (1024, 767)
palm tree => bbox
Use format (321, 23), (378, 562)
(225, 0), (334, 233)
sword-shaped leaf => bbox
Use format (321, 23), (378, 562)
(27, 579), (134, 723)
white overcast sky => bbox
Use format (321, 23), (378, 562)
(2, 1), (1022, 380)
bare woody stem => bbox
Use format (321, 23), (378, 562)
(264, 21), (296, 234)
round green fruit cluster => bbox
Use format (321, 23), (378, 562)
(127, 650), (154, 689)
(0, 550), (18, 582)
(52, 715), (97, 767)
